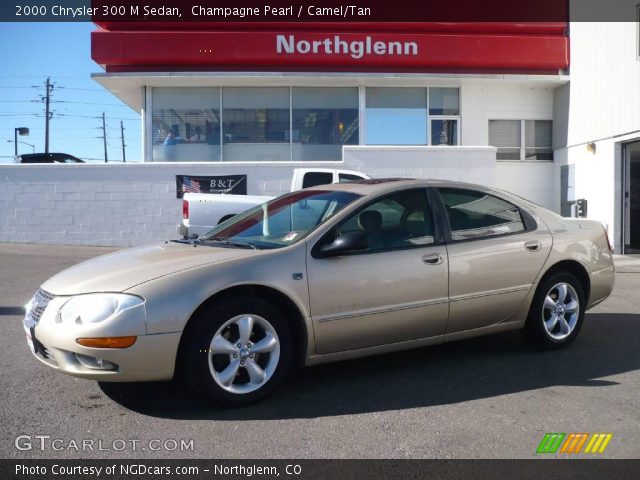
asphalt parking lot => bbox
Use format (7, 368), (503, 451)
(1, 243), (639, 459)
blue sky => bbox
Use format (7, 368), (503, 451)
(0, 23), (141, 163)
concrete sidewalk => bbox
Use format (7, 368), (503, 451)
(614, 255), (640, 273)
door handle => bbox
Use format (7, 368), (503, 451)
(524, 240), (542, 252)
(422, 253), (444, 265)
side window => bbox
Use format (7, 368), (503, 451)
(439, 188), (525, 241)
(302, 172), (333, 188)
(337, 189), (435, 252)
(339, 173), (365, 183)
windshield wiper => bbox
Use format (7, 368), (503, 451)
(203, 237), (258, 250)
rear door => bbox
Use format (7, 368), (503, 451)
(435, 187), (552, 333)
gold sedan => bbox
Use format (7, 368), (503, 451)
(23, 179), (615, 406)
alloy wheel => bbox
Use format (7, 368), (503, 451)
(207, 314), (280, 394)
(542, 282), (580, 341)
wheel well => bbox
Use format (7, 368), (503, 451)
(175, 285), (308, 376)
(539, 260), (591, 302)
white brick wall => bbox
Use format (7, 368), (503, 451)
(0, 162), (355, 247)
(0, 148), (500, 248)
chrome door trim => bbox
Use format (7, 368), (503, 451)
(315, 297), (449, 323)
(449, 284), (531, 303)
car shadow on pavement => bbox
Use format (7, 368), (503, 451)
(99, 313), (640, 420)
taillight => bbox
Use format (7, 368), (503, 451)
(182, 200), (189, 220)
(603, 224), (613, 253)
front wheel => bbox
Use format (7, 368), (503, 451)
(523, 272), (586, 349)
(182, 297), (292, 407)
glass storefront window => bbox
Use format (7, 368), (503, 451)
(222, 87), (290, 162)
(429, 88), (460, 116)
(151, 88), (221, 162)
(292, 87), (358, 161)
(430, 119), (459, 146)
(365, 88), (428, 145)
(150, 86), (463, 161)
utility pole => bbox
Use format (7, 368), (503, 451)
(120, 120), (126, 163)
(101, 112), (108, 163)
(43, 77), (53, 154)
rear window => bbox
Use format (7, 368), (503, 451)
(439, 188), (525, 240)
(302, 172), (333, 188)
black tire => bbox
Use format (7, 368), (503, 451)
(182, 296), (293, 407)
(523, 271), (586, 349)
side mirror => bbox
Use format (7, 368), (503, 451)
(318, 231), (368, 258)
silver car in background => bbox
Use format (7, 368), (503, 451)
(23, 179), (615, 406)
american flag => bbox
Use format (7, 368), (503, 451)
(182, 177), (201, 194)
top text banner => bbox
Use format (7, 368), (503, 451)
(3, 0), (639, 22)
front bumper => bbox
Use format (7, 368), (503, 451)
(24, 293), (181, 382)
(27, 328), (181, 382)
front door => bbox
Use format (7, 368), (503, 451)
(307, 188), (449, 354)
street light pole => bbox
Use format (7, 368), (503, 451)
(14, 127), (30, 156)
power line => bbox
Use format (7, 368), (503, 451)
(54, 100), (132, 107)
(57, 86), (105, 93)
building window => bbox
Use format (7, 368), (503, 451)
(431, 119), (459, 146)
(365, 87), (460, 146)
(365, 88), (428, 145)
(150, 86), (464, 162)
(429, 88), (460, 146)
(292, 87), (358, 161)
(151, 88), (221, 162)
(429, 88), (459, 116)
(222, 87), (290, 162)
(489, 119), (553, 161)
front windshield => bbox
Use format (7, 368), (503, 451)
(199, 190), (362, 249)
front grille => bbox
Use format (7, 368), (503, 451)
(26, 289), (54, 325)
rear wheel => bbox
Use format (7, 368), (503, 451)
(182, 297), (292, 406)
(523, 272), (586, 349)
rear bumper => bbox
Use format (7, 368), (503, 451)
(177, 223), (189, 238)
(177, 223), (211, 238)
(587, 264), (615, 310)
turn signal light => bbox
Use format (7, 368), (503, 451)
(76, 336), (137, 348)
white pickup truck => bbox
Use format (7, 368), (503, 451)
(178, 168), (370, 238)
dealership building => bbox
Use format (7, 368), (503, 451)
(3, 16), (638, 250)
(88, 18), (640, 252)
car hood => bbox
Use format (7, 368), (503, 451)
(41, 242), (254, 296)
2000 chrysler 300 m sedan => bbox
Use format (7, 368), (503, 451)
(23, 179), (615, 406)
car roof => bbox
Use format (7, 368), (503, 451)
(312, 178), (495, 195)
(18, 153), (83, 161)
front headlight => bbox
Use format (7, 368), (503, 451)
(58, 293), (144, 325)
